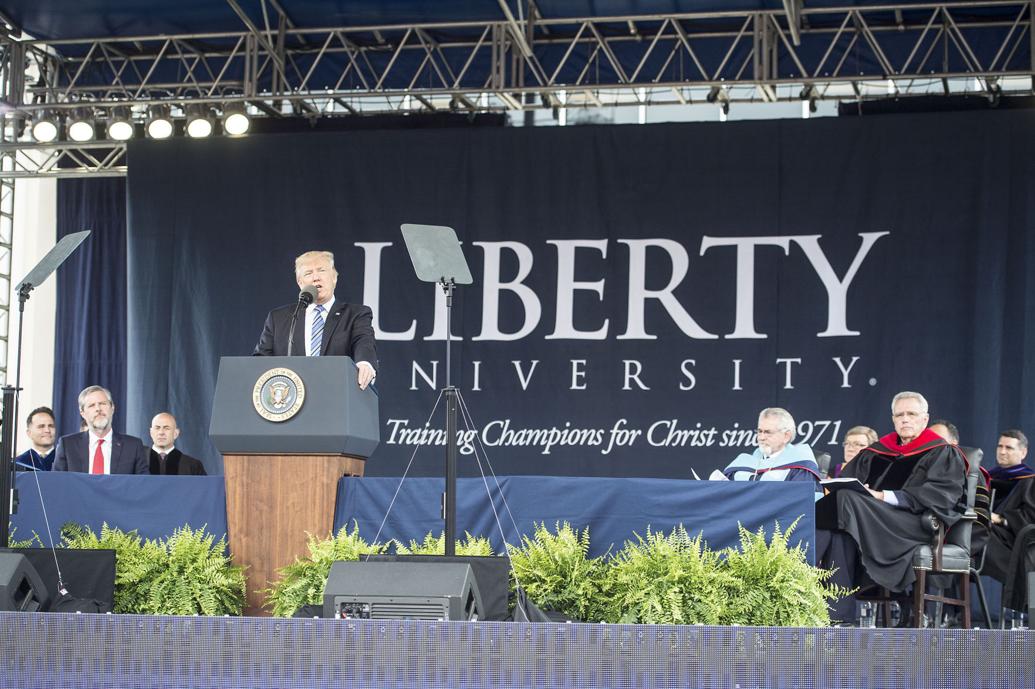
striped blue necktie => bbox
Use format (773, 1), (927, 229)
(310, 304), (325, 356)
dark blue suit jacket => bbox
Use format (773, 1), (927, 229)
(252, 298), (378, 368)
(53, 431), (150, 475)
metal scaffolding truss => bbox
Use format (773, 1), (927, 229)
(0, 0), (1033, 177)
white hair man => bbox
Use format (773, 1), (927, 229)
(815, 390), (967, 624)
(253, 250), (378, 390)
(722, 407), (821, 487)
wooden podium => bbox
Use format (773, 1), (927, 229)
(210, 356), (379, 616)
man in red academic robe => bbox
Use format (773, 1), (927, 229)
(815, 391), (967, 623)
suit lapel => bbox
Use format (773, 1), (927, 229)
(321, 306), (346, 355)
(75, 432), (90, 472)
(109, 434), (123, 474)
(290, 308), (306, 356)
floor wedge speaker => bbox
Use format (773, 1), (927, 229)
(0, 552), (49, 612)
(323, 560), (482, 621)
(364, 554), (511, 620)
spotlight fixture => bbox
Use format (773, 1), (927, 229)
(186, 103), (214, 138)
(67, 108), (96, 142)
(222, 102), (250, 136)
(146, 104), (173, 139)
(799, 85), (817, 119)
(30, 110), (59, 143)
(107, 106), (135, 141)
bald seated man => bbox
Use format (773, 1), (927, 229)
(149, 412), (206, 475)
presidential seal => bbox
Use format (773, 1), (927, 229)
(252, 367), (306, 422)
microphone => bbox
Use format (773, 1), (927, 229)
(298, 285), (318, 307)
(287, 285), (319, 356)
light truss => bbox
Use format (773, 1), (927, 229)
(0, 1), (1032, 177)
(0, 173), (11, 382)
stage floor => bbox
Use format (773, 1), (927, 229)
(2, 612), (1032, 689)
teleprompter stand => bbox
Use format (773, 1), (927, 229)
(400, 224), (473, 556)
(0, 231), (90, 547)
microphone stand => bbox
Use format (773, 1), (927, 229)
(400, 224), (473, 558)
(1, 230), (90, 548)
(441, 277), (458, 555)
(286, 291), (314, 357)
(1, 286), (34, 548)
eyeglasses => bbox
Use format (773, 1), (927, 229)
(843, 441), (868, 449)
(892, 410), (925, 419)
(756, 429), (788, 436)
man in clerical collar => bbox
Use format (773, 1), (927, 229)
(148, 412), (206, 476)
(722, 407), (821, 485)
(989, 430), (1033, 511)
(815, 390), (967, 624)
(14, 406), (56, 471)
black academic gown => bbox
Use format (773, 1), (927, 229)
(988, 463), (1035, 512)
(817, 428), (967, 593)
(149, 448), (207, 476)
(981, 476), (1035, 609)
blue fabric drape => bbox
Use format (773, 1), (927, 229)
(53, 178), (128, 436)
(11, 473), (228, 544)
(333, 476), (817, 560)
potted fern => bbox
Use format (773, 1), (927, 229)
(394, 531), (495, 556)
(506, 521), (608, 622)
(717, 520), (849, 627)
(265, 523), (386, 617)
(603, 526), (730, 625)
(60, 523), (245, 615)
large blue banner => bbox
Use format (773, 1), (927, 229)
(126, 110), (1035, 477)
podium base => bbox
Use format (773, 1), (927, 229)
(224, 453), (365, 616)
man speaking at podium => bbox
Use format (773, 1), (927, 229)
(253, 250), (378, 390)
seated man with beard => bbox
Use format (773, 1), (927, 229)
(723, 407), (821, 491)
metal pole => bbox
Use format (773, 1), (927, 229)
(442, 278), (457, 556)
(0, 385), (16, 547)
(0, 290), (28, 547)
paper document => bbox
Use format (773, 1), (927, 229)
(820, 478), (869, 495)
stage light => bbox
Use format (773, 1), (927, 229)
(799, 86), (817, 119)
(146, 104), (173, 139)
(186, 103), (214, 138)
(107, 106), (135, 141)
(222, 102), (250, 136)
(30, 111), (59, 143)
(67, 108), (96, 142)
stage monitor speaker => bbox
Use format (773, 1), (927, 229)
(0, 553), (49, 612)
(323, 561), (482, 621)
(364, 554), (510, 621)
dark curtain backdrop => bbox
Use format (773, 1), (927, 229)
(53, 178), (128, 437)
(47, 110), (1034, 477)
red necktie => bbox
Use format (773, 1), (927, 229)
(92, 438), (105, 474)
